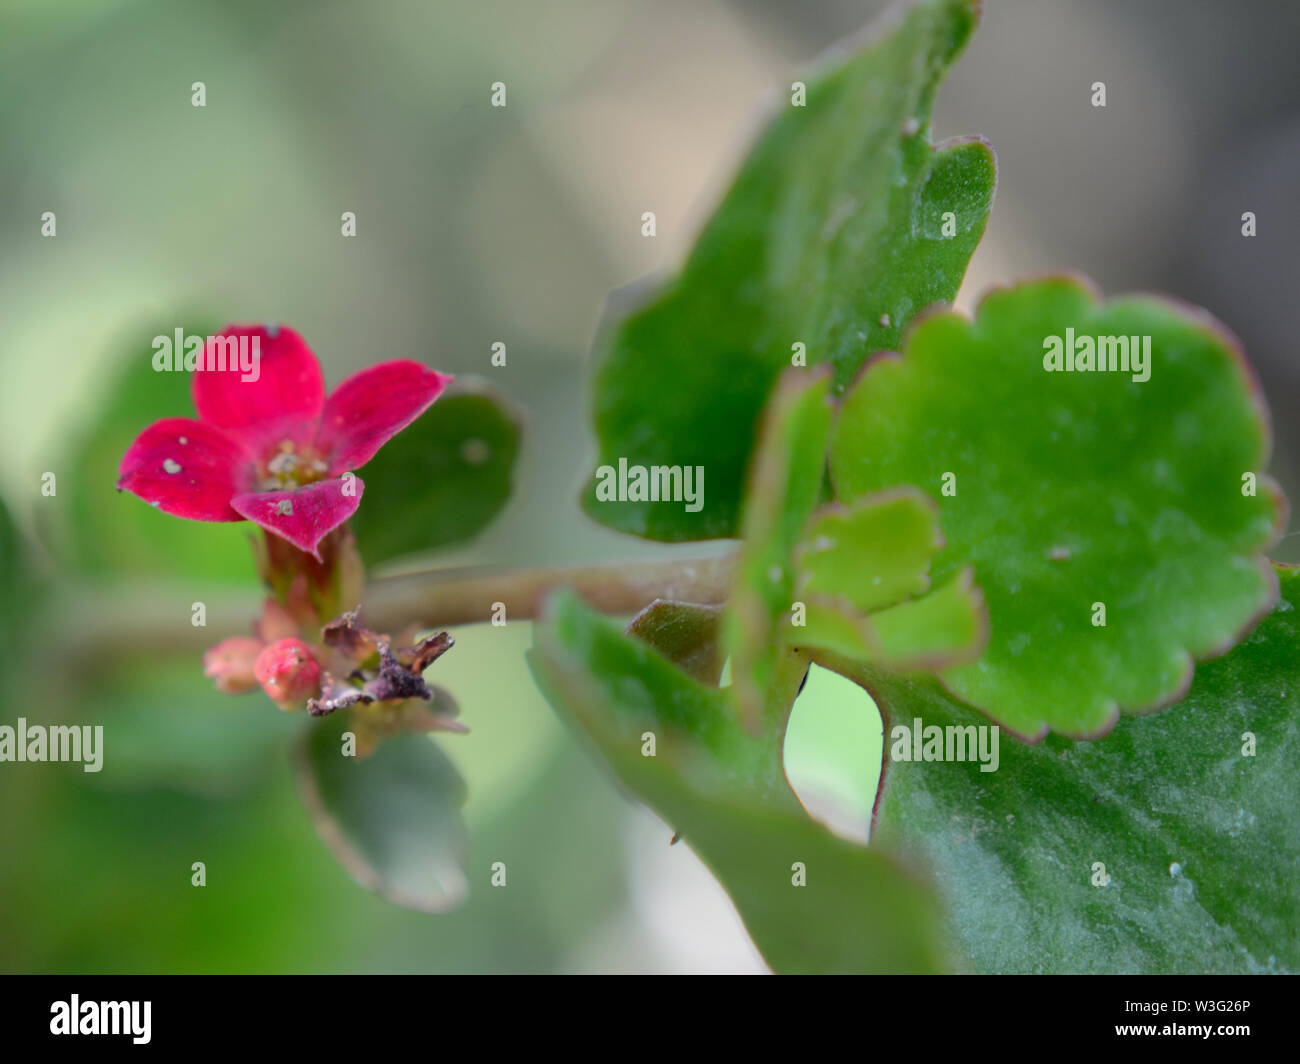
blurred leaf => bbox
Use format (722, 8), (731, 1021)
(0, 497), (31, 687)
(530, 591), (950, 973)
(726, 370), (833, 728)
(351, 385), (521, 566)
(294, 711), (468, 913)
(864, 564), (1300, 974)
(54, 322), (255, 582)
(831, 276), (1284, 739)
(626, 599), (725, 686)
(582, 0), (995, 541)
(0, 768), (350, 974)
(88, 659), (298, 796)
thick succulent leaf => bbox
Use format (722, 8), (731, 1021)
(530, 591), (950, 973)
(793, 487), (986, 670)
(728, 381), (985, 722)
(868, 567), (985, 668)
(830, 275), (1285, 738)
(540, 591), (776, 793)
(293, 711), (469, 913)
(625, 599), (725, 686)
(797, 489), (943, 612)
(863, 564), (1300, 974)
(802, 567), (985, 671)
(351, 384), (521, 566)
(581, 0), (995, 542)
(726, 369), (833, 730)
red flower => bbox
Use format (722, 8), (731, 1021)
(117, 324), (450, 558)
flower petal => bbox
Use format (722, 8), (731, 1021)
(315, 361), (452, 473)
(192, 324), (325, 453)
(231, 476), (364, 559)
(117, 417), (253, 520)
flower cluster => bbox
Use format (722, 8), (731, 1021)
(121, 323), (459, 739)
(203, 600), (462, 748)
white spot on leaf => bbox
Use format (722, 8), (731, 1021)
(460, 438), (490, 466)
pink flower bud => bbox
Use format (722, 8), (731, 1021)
(254, 598), (301, 643)
(254, 637), (322, 710)
(202, 637), (264, 694)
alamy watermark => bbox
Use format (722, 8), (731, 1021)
(50, 996), (150, 1044)
(152, 327), (261, 382)
(1043, 328), (1151, 383)
(593, 457), (704, 513)
(889, 716), (1000, 773)
(0, 718), (103, 772)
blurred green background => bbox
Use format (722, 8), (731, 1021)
(1, 0), (1296, 972)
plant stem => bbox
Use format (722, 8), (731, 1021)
(364, 553), (737, 631)
(54, 552), (738, 664)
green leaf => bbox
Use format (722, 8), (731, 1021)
(581, 0), (995, 542)
(868, 568), (985, 669)
(89, 659), (299, 796)
(794, 489), (986, 671)
(726, 369), (833, 729)
(798, 491), (943, 611)
(725, 372), (985, 726)
(293, 711), (469, 913)
(625, 599), (725, 686)
(0, 496), (40, 706)
(0, 498), (29, 681)
(830, 275), (1285, 738)
(53, 322), (255, 582)
(530, 591), (951, 973)
(542, 590), (774, 791)
(351, 384), (521, 566)
(863, 564), (1300, 974)
(800, 566), (984, 672)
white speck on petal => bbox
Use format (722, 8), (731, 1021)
(178, 436), (188, 445)
(163, 459), (182, 474)
(276, 500), (293, 516)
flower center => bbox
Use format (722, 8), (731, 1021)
(259, 439), (329, 491)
